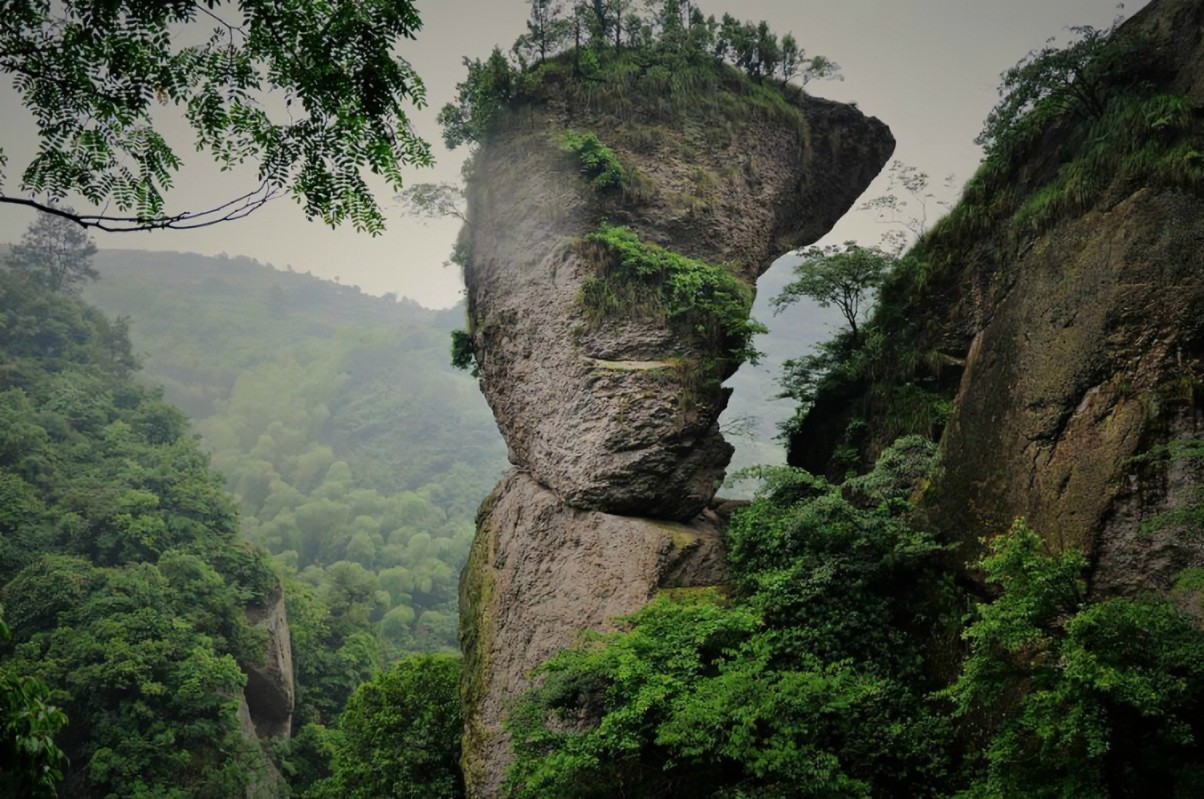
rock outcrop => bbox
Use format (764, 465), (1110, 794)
(242, 587), (295, 739)
(790, 0), (1204, 599)
(458, 67), (893, 797)
(232, 586), (294, 799)
(934, 187), (1204, 578)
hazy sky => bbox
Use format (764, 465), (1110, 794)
(1, 0), (1133, 308)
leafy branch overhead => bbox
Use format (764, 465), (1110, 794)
(0, 0), (432, 232)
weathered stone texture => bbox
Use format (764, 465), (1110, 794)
(242, 588), (295, 739)
(460, 471), (728, 798)
(458, 76), (894, 798)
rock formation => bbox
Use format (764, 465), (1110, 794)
(458, 69), (893, 797)
(242, 586), (295, 739)
(237, 586), (295, 798)
(790, 0), (1204, 599)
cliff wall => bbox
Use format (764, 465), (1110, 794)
(790, 0), (1204, 597)
(457, 64), (893, 797)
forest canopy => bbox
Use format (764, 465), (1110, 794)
(0, 255), (282, 796)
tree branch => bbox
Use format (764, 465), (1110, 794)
(0, 183), (283, 232)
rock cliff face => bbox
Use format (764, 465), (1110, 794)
(934, 188), (1204, 577)
(232, 586), (295, 799)
(458, 69), (893, 797)
(242, 587), (295, 739)
(791, 0), (1204, 598)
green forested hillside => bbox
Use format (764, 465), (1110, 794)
(83, 251), (508, 678)
(0, 265), (281, 797)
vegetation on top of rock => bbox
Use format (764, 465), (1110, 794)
(784, 14), (1204, 474)
(578, 224), (765, 367)
(930, 15), (1204, 287)
(438, 1), (841, 150)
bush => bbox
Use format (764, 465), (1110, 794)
(506, 444), (953, 799)
(579, 224), (764, 366)
(948, 521), (1204, 798)
(307, 654), (464, 799)
(450, 329), (479, 375)
(562, 130), (627, 190)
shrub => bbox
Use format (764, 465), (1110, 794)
(948, 520), (1204, 798)
(562, 130), (627, 190)
(506, 445), (953, 799)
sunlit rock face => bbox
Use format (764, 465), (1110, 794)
(457, 73), (893, 797)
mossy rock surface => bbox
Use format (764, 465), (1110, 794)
(462, 74), (893, 520)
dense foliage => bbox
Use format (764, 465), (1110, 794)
(507, 437), (955, 798)
(504, 433), (1204, 798)
(949, 521), (1204, 798)
(439, 1), (839, 151)
(307, 654), (465, 799)
(83, 250), (507, 726)
(0, 262), (279, 796)
(0, 608), (67, 799)
(1, 0), (430, 232)
(579, 224), (764, 367)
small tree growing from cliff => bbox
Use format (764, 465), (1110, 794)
(772, 242), (894, 344)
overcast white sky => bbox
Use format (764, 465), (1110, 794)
(0, 0), (1134, 308)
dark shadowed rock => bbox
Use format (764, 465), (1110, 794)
(242, 588), (295, 740)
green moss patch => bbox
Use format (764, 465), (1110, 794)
(577, 224), (764, 367)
